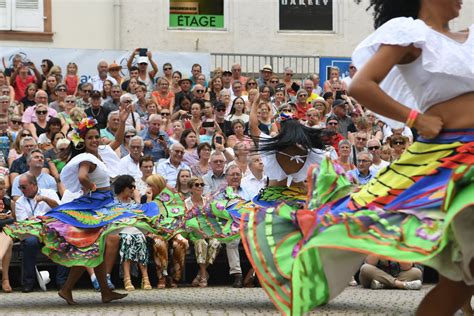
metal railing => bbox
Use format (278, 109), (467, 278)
(211, 53), (319, 79)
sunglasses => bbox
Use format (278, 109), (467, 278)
(18, 185), (29, 190)
(40, 64), (47, 68)
(349, 66), (356, 69)
(356, 137), (367, 141)
(125, 134), (135, 138)
(327, 122), (338, 126)
(393, 141), (405, 145)
(193, 183), (205, 188)
(139, 62), (148, 65)
(160, 112), (170, 116)
(270, 80), (279, 83)
(247, 82), (256, 86)
(36, 110), (48, 115)
(368, 146), (380, 150)
(83, 90), (92, 93)
(65, 100), (76, 103)
(21, 133), (31, 137)
(164, 67), (172, 70)
(56, 88), (66, 92)
(196, 89), (204, 93)
(216, 108), (226, 112)
(285, 73), (293, 76)
(298, 94), (308, 97)
(11, 120), (22, 125)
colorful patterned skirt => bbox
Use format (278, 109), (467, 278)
(242, 129), (474, 315)
(3, 190), (160, 268)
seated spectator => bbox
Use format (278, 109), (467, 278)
(47, 137), (69, 197)
(18, 83), (38, 112)
(180, 129), (199, 167)
(227, 120), (252, 148)
(203, 151), (227, 195)
(103, 84), (122, 113)
(191, 142), (211, 177)
(9, 137), (48, 184)
(205, 76), (223, 104)
(331, 99), (355, 138)
(312, 97), (330, 118)
(360, 254), (423, 290)
(100, 111), (120, 145)
(75, 82), (92, 109)
(227, 142), (250, 177)
(37, 117), (63, 151)
(114, 175), (152, 291)
(336, 139), (356, 172)
(184, 176), (221, 288)
(56, 95), (77, 131)
(305, 108), (324, 128)
(119, 135), (144, 178)
(11, 149), (57, 201)
(86, 90), (111, 130)
(152, 78), (175, 113)
(241, 154), (267, 200)
(347, 151), (375, 185)
(184, 100), (204, 136)
(155, 143), (190, 187)
(7, 129), (31, 168)
(0, 176), (12, 292)
(101, 79), (114, 103)
(211, 131), (234, 162)
(325, 116), (345, 155)
(29, 103), (51, 140)
(118, 126), (137, 158)
(387, 135), (409, 161)
(49, 83), (68, 113)
(175, 169), (192, 200)
(135, 155), (154, 198)
(8, 114), (23, 139)
(140, 114), (171, 162)
(368, 139), (390, 175)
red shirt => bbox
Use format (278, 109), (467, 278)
(329, 133), (345, 155)
(14, 75), (35, 102)
(65, 75), (78, 95)
(295, 102), (310, 120)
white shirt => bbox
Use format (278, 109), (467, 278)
(154, 158), (191, 187)
(119, 154), (142, 178)
(88, 75), (117, 91)
(15, 188), (60, 221)
(241, 172), (267, 200)
(370, 159), (390, 175)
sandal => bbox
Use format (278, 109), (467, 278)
(157, 276), (166, 289)
(243, 270), (255, 288)
(123, 277), (135, 291)
(198, 272), (209, 288)
(192, 273), (201, 287)
(141, 276), (152, 290)
(2, 279), (12, 293)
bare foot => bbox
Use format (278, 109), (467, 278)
(101, 291), (128, 303)
(58, 289), (78, 305)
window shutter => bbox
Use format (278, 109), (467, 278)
(0, 0), (11, 30)
(11, 0), (44, 32)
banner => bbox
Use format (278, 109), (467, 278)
(280, 0), (333, 31)
(0, 47), (212, 84)
(319, 57), (352, 85)
(169, 0), (224, 29)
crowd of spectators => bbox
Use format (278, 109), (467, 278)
(0, 51), (421, 293)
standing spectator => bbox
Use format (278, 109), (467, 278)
(309, 73), (323, 96)
(107, 63), (123, 85)
(140, 114), (171, 162)
(101, 79), (114, 103)
(323, 66), (342, 93)
(43, 75), (58, 103)
(202, 151), (227, 195)
(88, 60), (117, 91)
(39, 59), (54, 87)
(162, 62), (173, 84)
(282, 67), (297, 98)
(191, 142), (211, 177)
(64, 62), (79, 96)
(154, 143), (190, 187)
(231, 63), (247, 88)
(14, 173), (62, 292)
(170, 70), (182, 94)
(342, 63), (357, 91)
(368, 139), (390, 175)
(86, 90), (111, 129)
(189, 63), (204, 86)
(75, 83), (93, 110)
(241, 154), (267, 199)
(221, 70), (232, 93)
(3, 54), (22, 83)
(10, 62), (41, 102)
(257, 65), (273, 88)
(347, 151), (375, 185)
(226, 97), (249, 124)
(230, 81), (246, 101)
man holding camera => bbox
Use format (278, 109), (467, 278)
(127, 48), (158, 94)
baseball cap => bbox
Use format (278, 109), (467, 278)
(222, 70), (232, 76)
(137, 56), (148, 65)
(332, 99), (347, 108)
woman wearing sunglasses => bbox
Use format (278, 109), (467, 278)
(184, 176), (220, 288)
(30, 104), (50, 140)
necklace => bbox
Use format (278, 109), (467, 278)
(90, 107), (101, 117)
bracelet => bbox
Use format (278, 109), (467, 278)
(405, 109), (419, 128)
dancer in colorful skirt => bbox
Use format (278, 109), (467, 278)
(0, 107), (163, 304)
(242, 0), (474, 315)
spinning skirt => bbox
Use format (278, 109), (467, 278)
(242, 129), (474, 315)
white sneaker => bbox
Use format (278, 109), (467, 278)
(403, 280), (422, 290)
(348, 276), (358, 286)
(370, 279), (386, 290)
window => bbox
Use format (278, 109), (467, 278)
(169, 0), (226, 30)
(0, 0), (53, 41)
(279, 0), (335, 32)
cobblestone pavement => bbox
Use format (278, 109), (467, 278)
(0, 285), (471, 315)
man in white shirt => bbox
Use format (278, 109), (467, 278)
(342, 62), (357, 91)
(154, 143), (190, 187)
(241, 154), (267, 200)
(119, 136), (144, 178)
(368, 139), (390, 175)
(88, 60), (117, 91)
(15, 173), (60, 292)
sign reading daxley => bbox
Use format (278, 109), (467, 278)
(280, 0), (333, 31)
(170, 0), (225, 29)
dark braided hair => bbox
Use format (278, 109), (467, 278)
(355, 0), (421, 29)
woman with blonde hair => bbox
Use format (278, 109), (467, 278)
(152, 77), (175, 113)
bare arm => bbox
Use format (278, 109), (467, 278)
(350, 44), (442, 139)
(147, 51), (158, 79)
(78, 161), (95, 192)
(249, 94), (261, 137)
(109, 103), (130, 150)
(127, 49), (139, 70)
(29, 63), (42, 84)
